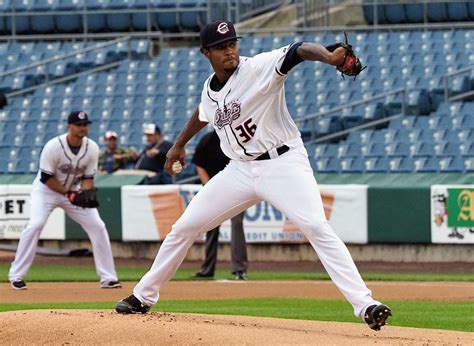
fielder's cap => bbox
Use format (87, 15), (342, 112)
(105, 130), (118, 139)
(143, 123), (161, 135)
(68, 111), (91, 125)
(200, 20), (241, 49)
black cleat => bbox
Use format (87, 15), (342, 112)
(364, 304), (392, 331)
(234, 271), (247, 280)
(11, 279), (27, 290)
(101, 280), (122, 289)
(115, 294), (151, 314)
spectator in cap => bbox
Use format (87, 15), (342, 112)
(135, 123), (173, 184)
(98, 130), (138, 174)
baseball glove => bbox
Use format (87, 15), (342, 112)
(67, 189), (100, 208)
(325, 32), (366, 80)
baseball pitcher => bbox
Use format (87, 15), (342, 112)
(116, 21), (390, 331)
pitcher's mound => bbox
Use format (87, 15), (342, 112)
(1, 310), (472, 344)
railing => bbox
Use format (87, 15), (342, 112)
(444, 65), (474, 102)
(295, 87), (407, 144)
(294, 0), (474, 28)
(0, 0), (287, 38)
(1, 36), (132, 97)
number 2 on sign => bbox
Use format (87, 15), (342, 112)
(235, 118), (257, 143)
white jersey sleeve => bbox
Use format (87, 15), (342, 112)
(248, 44), (294, 94)
(39, 138), (59, 175)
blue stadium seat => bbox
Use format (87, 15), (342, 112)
(31, 0), (56, 34)
(345, 130), (374, 144)
(427, 3), (448, 22)
(131, 0), (156, 31)
(464, 157), (474, 172)
(365, 157), (390, 172)
(313, 143), (339, 158)
(404, 3), (424, 23)
(313, 157), (341, 173)
(459, 142), (474, 156)
(363, 2), (387, 25)
(447, 2), (470, 21)
(406, 89), (430, 115)
(469, 3), (474, 20)
(361, 143), (385, 157)
(413, 156), (439, 172)
(179, 0), (206, 30)
(385, 142), (410, 157)
(156, 0), (178, 31)
(6, 0), (31, 34)
(55, 0), (83, 33)
(106, 0), (131, 31)
(439, 156), (465, 172)
(337, 143), (361, 158)
(388, 116), (417, 130)
(383, 4), (405, 24)
(86, 0), (107, 32)
(340, 157), (365, 173)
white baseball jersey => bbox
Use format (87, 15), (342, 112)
(37, 134), (99, 191)
(198, 44), (303, 161)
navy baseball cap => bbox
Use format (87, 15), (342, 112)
(68, 111), (91, 125)
(200, 20), (241, 49)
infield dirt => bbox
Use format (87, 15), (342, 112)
(1, 280), (474, 345)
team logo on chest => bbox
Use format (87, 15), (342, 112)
(59, 164), (86, 175)
(214, 100), (241, 129)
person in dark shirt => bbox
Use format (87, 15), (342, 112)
(98, 131), (138, 174)
(192, 130), (248, 280)
(135, 123), (173, 184)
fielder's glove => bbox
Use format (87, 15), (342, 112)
(67, 188), (100, 208)
(325, 32), (366, 80)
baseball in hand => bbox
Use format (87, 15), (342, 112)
(172, 161), (183, 174)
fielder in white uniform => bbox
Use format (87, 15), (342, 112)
(9, 111), (121, 290)
(116, 21), (391, 330)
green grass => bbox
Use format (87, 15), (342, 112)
(1, 264), (473, 282)
(1, 299), (473, 332)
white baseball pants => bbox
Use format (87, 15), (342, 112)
(8, 182), (118, 285)
(134, 144), (379, 317)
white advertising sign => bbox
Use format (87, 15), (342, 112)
(0, 185), (65, 240)
(122, 184), (368, 243)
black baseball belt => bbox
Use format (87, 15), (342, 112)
(255, 145), (290, 161)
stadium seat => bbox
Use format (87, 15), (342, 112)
(86, 0), (107, 32)
(427, 3), (448, 22)
(5, 0), (31, 34)
(413, 156), (439, 172)
(179, 0), (207, 30)
(404, 3), (424, 23)
(313, 157), (341, 173)
(131, 0), (156, 31)
(438, 156), (465, 172)
(31, 0), (56, 34)
(340, 157), (365, 173)
(447, 2), (470, 21)
(361, 142), (385, 157)
(106, 0), (131, 31)
(55, 0), (83, 33)
(365, 156), (390, 172)
(383, 4), (406, 24)
(156, 0), (178, 31)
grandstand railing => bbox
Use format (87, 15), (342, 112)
(444, 65), (474, 102)
(296, 0), (474, 28)
(2, 36), (132, 98)
(295, 87), (407, 144)
(0, 0), (286, 37)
